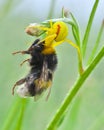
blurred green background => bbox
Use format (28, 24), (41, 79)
(0, 0), (104, 130)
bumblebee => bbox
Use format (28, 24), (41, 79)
(12, 39), (57, 100)
(12, 21), (82, 100)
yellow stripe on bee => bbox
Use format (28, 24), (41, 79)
(34, 79), (52, 89)
(42, 47), (55, 54)
(45, 80), (52, 88)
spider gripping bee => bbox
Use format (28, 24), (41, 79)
(12, 21), (82, 100)
(12, 39), (57, 100)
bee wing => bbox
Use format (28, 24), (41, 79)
(45, 86), (51, 101)
(37, 59), (49, 88)
(34, 59), (52, 101)
(34, 92), (44, 101)
(34, 87), (51, 101)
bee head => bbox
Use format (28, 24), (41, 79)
(28, 39), (44, 54)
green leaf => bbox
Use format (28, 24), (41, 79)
(82, 0), (99, 57)
(88, 110), (104, 130)
(70, 12), (81, 45)
(2, 97), (21, 130)
(65, 96), (81, 130)
(47, 0), (56, 19)
(62, 7), (65, 18)
(46, 46), (104, 130)
(87, 20), (104, 64)
(14, 99), (28, 130)
(2, 98), (28, 130)
(0, 0), (14, 20)
(72, 26), (79, 44)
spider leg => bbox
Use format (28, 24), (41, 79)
(40, 34), (56, 47)
(36, 20), (53, 32)
(65, 39), (84, 73)
(52, 40), (64, 47)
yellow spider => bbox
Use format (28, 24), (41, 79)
(26, 21), (83, 74)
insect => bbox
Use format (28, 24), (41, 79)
(12, 39), (57, 100)
(12, 21), (82, 100)
(26, 21), (82, 72)
(26, 21), (80, 52)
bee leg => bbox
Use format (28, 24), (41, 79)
(12, 50), (29, 55)
(12, 78), (26, 95)
(20, 58), (30, 66)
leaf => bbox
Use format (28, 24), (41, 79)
(82, 0), (99, 57)
(87, 20), (104, 64)
(46, 46), (104, 130)
(88, 110), (104, 130)
(65, 96), (81, 130)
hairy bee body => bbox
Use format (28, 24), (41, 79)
(12, 39), (57, 99)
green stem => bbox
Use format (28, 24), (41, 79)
(0, 0), (14, 20)
(70, 12), (81, 47)
(2, 97), (21, 130)
(88, 111), (104, 130)
(62, 7), (65, 18)
(87, 20), (104, 64)
(2, 98), (28, 130)
(47, 46), (104, 130)
(15, 99), (27, 130)
(65, 96), (81, 130)
(82, 0), (99, 57)
(47, 0), (56, 19)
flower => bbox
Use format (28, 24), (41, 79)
(25, 23), (43, 36)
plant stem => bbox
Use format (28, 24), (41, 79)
(2, 98), (28, 130)
(47, 0), (56, 19)
(87, 20), (104, 64)
(70, 12), (81, 47)
(88, 110), (104, 130)
(0, 0), (14, 21)
(15, 99), (27, 130)
(2, 98), (21, 130)
(47, 46), (104, 130)
(82, 0), (99, 57)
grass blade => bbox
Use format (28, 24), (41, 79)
(14, 99), (27, 130)
(46, 46), (104, 130)
(82, 0), (99, 57)
(87, 20), (104, 64)
(0, 0), (14, 20)
(88, 110), (104, 130)
(47, 0), (56, 19)
(2, 98), (21, 130)
(2, 98), (28, 130)
(65, 96), (81, 130)
(70, 12), (81, 47)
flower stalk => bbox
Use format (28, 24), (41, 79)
(47, 47), (104, 130)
